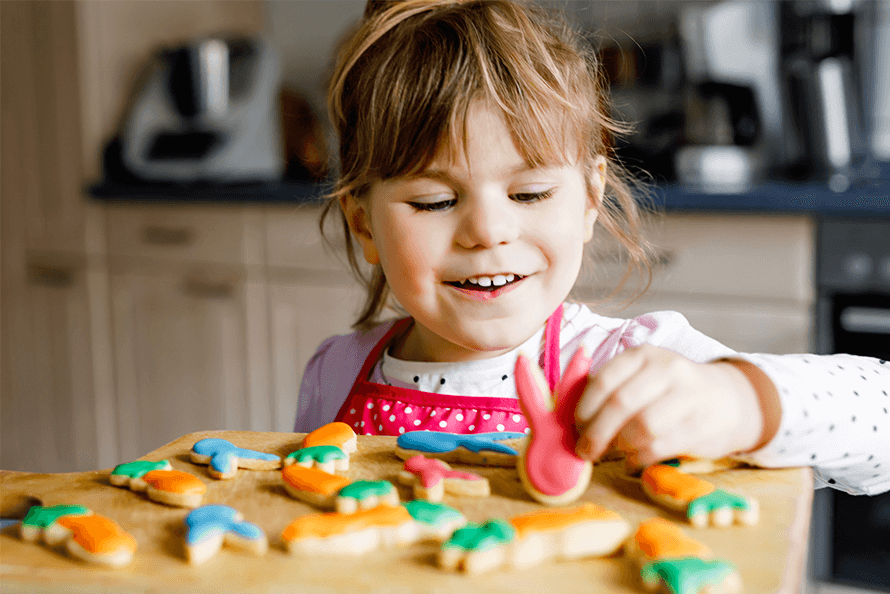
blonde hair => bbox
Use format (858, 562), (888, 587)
(322, 0), (653, 329)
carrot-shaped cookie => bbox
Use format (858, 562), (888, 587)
(110, 462), (206, 508)
(282, 505), (418, 555)
(641, 464), (759, 528)
(109, 460), (172, 486)
(438, 503), (629, 574)
(302, 422), (358, 454)
(281, 501), (467, 556)
(284, 445), (349, 473)
(515, 347), (593, 505)
(281, 465), (352, 508)
(190, 438), (281, 479)
(398, 455), (490, 501)
(627, 518), (742, 594)
(395, 430), (526, 467)
(184, 505), (267, 565)
(335, 480), (400, 514)
(20, 505), (136, 567)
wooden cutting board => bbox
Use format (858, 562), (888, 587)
(0, 430), (813, 594)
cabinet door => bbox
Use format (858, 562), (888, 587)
(110, 267), (269, 462)
(268, 281), (365, 432)
(0, 257), (116, 473)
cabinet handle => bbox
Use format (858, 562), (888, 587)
(143, 225), (195, 246)
(182, 277), (236, 299)
(28, 263), (76, 288)
(840, 307), (890, 335)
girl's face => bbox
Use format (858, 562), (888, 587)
(345, 101), (604, 362)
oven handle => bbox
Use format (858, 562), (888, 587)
(839, 306), (890, 335)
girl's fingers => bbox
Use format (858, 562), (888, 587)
(576, 363), (673, 460)
(574, 346), (649, 423)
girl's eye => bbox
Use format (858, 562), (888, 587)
(408, 198), (456, 212)
(511, 188), (556, 203)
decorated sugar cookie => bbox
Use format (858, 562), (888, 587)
(398, 455), (490, 501)
(281, 505), (418, 555)
(20, 505), (136, 567)
(284, 445), (349, 473)
(335, 480), (399, 514)
(641, 464), (759, 528)
(402, 500), (468, 540)
(110, 462), (206, 508)
(281, 464), (353, 508)
(190, 438), (281, 479)
(627, 518), (742, 594)
(109, 460), (173, 487)
(184, 505), (267, 565)
(438, 503), (629, 574)
(302, 422), (358, 454)
(395, 430), (526, 466)
(515, 347), (593, 505)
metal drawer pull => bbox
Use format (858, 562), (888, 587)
(143, 226), (195, 246)
(28, 263), (75, 288)
(839, 307), (890, 335)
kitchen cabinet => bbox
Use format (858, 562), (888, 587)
(574, 212), (816, 353)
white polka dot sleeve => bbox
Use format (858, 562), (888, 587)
(733, 354), (890, 496)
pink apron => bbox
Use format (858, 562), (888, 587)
(335, 306), (564, 436)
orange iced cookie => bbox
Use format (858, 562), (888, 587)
(282, 464), (353, 509)
(302, 422), (358, 454)
(131, 469), (206, 508)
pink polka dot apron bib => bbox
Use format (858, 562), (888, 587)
(335, 306), (564, 436)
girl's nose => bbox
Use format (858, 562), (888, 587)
(455, 194), (520, 249)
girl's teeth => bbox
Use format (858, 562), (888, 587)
(477, 276), (492, 287)
(492, 274), (507, 286)
(505, 274), (515, 283)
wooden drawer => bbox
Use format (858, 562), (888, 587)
(104, 204), (264, 266)
(265, 204), (360, 275)
(579, 213), (816, 303)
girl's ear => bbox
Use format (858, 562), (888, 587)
(585, 155), (608, 242)
(339, 195), (380, 265)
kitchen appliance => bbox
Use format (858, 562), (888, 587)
(118, 35), (284, 184)
(811, 216), (890, 593)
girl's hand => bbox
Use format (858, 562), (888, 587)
(574, 345), (778, 467)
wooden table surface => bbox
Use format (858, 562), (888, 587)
(0, 430), (813, 594)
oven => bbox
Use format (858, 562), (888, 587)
(810, 216), (890, 593)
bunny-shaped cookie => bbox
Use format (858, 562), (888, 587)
(515, 346), (593, 505)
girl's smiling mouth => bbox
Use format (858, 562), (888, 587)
(445, 274), (528, 300)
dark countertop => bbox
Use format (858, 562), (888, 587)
(88, 165), (890, 217)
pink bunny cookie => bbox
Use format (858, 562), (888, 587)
(515, 347), (593, 505)
(398, 455), (490, 501)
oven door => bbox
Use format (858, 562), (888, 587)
(811, 292), (890, 593)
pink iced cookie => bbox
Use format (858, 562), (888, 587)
(398, 455), (490, 501)
(515, 347), (593, 505)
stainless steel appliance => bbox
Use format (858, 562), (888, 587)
(812, 216), (890, 593)
(117, 34), (284, 184)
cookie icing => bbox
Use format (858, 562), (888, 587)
(442, 520), (516, 552)
(338, 480), (395, 500)
(303, 422), (357, 450)
(185, 505), (264, 545)
(509, 503), (621, 538)
(642, 465), (716, 502)
(142, 470), (207, 495)
(402, 500), (465, 528)
(286, 445), (346, 466)
(110, 460), (172, 479)
(281, 505), (413, 540)
(641, 557), (737, 594)
(281, 465), (352, 494)
(687, 490), (753, 518)
(403, 455), (483, 488)
(397, 431), (525, 455)
(56, 515), (137, 555)
(633, 518), (712, 559)
(515, 348), (592, 496)
(191, 438), (280, 475)
(22, 504), (90, 529)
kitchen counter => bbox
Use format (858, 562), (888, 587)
(0, 430), (814, 594)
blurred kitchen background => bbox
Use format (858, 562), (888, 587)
(1, 1), (888, 591)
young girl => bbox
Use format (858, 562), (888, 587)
(296, 0), (889, 496)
